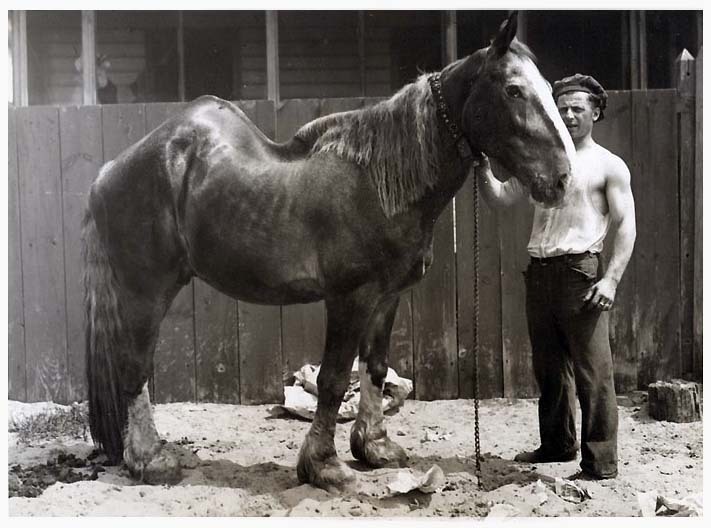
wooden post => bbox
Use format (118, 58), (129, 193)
(675, 49), (696, 379)
(442, 11), (457, 64)
(516, 10), (528, 43)
(81, 11), (97, 105)
(358, 11), (366, 97)
(11, 10), (29, 107)
(266, 11), (280, 104)
(693, 47), (703, 379)
(177, 11), (186, 102)
(628, 11), (647, 89)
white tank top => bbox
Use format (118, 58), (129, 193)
(527, 170), (610, 258)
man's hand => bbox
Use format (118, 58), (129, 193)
(584, 277), (618, 311)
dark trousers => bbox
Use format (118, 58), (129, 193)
(524, 252), (618, 478)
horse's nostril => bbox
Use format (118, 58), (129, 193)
(557, 173), (569, 189)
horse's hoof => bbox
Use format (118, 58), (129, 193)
(126, 447), (182, 485)
(142, 450), (183, 485)
(297, 454), (356, 492)
(351, 425), (408, 468)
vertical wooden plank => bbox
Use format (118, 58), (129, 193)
(456, 175), (503, 399)
(595, 91), (637, 392)
(195, 278), (239, 403)
(692, 47), (703, 379)
(630, 91), (681, 387)
(17, 106), (68, 403)
(143, 103), (196, 403)
(276, 99), (328, 375)
(59, 105), (103, 403)
(498, 195), (536, 398)
(413, 204), (458, 400)
(238, 100), (283, 404)
(101, 104), (146, 160)
(8, 107), (26, 401)
(675, 51), (696, 378)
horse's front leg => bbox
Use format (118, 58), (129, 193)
(350, 295), (408, 468)
(296, 291), (376, 491)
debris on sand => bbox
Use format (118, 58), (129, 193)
(486, 502), (521, 517)
(549, 477), (591, 503)
(532, 479), (549, 505)
(272, 359), (413, 421)
(385, 465), (445, 496)
(637, 490), (703, 517)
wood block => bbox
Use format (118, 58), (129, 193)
(647, 380), (702, 422)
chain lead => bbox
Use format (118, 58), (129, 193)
(473, 161), (482, 489)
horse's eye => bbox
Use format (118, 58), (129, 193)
(505, 85), (523, 98)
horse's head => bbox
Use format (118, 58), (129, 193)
(442, 12), (575, 206)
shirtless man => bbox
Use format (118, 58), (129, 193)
(476, 74), (636, 479)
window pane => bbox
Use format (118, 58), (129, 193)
(646, 11), (701, 89)
(96, 11), (179, 103)
(26, 11), (82, 105)
(364, 11), (442, 96)
(183, 11), (266, 101)
(278, 11), (361, 99)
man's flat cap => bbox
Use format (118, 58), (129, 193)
(553, 73), (608, 121)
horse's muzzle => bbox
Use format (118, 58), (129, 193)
(530, 172), (568, 207)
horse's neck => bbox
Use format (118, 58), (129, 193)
(289, 77), (469, 219)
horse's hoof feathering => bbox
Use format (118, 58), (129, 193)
(351, 423), (408, 468)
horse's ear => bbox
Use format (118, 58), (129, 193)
(490, 11), (518, 56)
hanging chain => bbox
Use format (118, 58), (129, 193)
(472, 163), (483, 489)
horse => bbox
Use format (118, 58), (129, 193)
(82, 11), (575, 491)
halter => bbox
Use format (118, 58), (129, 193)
(428, 72), (474, 163)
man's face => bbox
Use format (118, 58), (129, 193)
(556, 92), (600, 140)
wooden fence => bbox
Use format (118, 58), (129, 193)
(8, 62), (702, 404)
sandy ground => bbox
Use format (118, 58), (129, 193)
(7, 396), (703, 517)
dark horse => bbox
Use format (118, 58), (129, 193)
(83, 13), (575, 491)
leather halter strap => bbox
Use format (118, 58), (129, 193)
(428, 72), (474, 163)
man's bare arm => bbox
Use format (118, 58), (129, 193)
(603, 156), (636, 285)
(474, 155), (527, 208)
(583, 155), (636, 309)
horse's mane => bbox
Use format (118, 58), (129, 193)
(294, 75), (441, 218)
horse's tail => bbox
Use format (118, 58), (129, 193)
(82, 206), (128, 463)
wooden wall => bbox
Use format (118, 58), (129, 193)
(7, 86), (701, 404)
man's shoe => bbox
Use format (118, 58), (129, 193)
(514, 446), (578, 463)
(567, 468), (617, 481)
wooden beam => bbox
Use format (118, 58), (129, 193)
(516, 11), (528, 43)
(266, 11), (280, 104)
(693, 46), (703, 379)
(11, 11), (28, 107)
(629, 11), (648, 89)
(675, 49), (696, 378)
(442, 11), (457, 64)
(81, 11), (97, 105)
(358, 11), (366, 97)
(177, 12), (186, 102)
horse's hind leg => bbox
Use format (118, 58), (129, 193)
(84, 209), (185, 483)
(297, 290), (378, 491)
(120, 286), (184, 484)
(350, 295), (408, 468)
